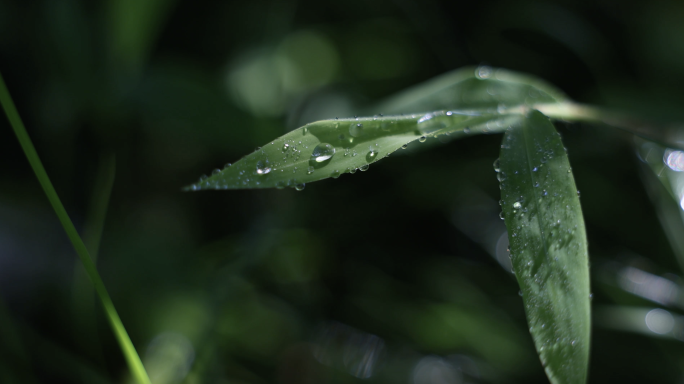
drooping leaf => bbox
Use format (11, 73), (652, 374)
(498, 110), (590, 384)
(186, 67), (568, 191)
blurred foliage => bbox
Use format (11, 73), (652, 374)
(3, 0), (684, 383)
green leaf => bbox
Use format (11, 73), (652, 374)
(186, 67), (569, 191)
(374, 66), (567, 114)
(185, 110), (521, 190)
(498, 111), (590, 384)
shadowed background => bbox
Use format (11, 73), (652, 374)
(2, 0), (684, 383)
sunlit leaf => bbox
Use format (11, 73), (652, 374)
(498, 110), (590, 384)
(186, 67), (568, 191)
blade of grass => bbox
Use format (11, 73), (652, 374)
(499, 111), (591, 384)
(0, 71), (151, 384)
(71, 153), (117, 377)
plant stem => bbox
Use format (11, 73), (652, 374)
(0, 72), (152, 384)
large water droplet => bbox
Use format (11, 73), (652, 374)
(419, 136), (427, 143)
(312, 143), (335, 162)
(493, 158), (501, 172)
(256, 160), (271, 175)
(295, 183), (305, 191)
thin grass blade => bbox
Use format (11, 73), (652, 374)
(498, 110), (590, 384)
(0, 72), (152, 384)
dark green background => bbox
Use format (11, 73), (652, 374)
(1, 1), (684, 383)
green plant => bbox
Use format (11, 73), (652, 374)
(0, 73), (152, 384)
(185, 66), (681, 384)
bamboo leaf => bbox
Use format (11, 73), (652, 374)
(185, 110), (522, 190)
(498, 110), (590, 384)
(374, 66), (568, 114)
(186, 67), (569, 191)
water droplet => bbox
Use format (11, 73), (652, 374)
(499, 211), (505, 220)
(513, 202), (522, 209)
(542, 190), (548, 197)
(350, 168), (357, 174)
(312, 143), (335, 162)
(368, 147), (378, 158)
(493, 158), (501, 172)
(518, 290), (523, 297)
(476, 66), (492, 79)
(283, 143), (290, 152)
(533, 167), (538, 172)
(419, 136), (427, 143)
(349, 123), (364, 137)
(256, 160), (271, 175)
(332, 170), (340, 178)
(212, 168), (221, 175)
(665, 149), (684, 171)
(307, 166), (314, 174)
(497, 172), (506, 182)
(295, 183), (305, 191)
(567, 168), (572, 173)
(463, 127), (471, 134)
(359, 164), (369, 172)
(199, 175), (208, 181)
(401, 144), (408, 149)
(577, 190), (581, 197)
(224, 163), (232, 169)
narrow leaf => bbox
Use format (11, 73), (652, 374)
(374, 66), (568, 114)
(187, 66), (570, 191)
(186, 110), (521, 190)
(499, 110), (590, 384)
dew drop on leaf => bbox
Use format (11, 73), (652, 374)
(256, 160), (271, 175)
(359, 164), (369, 172)
(311, 143), (335, 162)
(493, 158), (501, 172)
